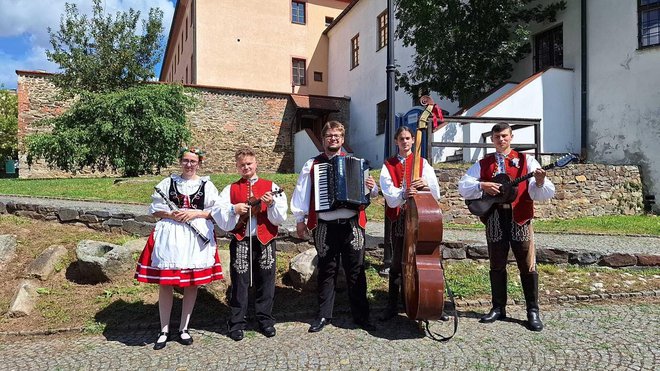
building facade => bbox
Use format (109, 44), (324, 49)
(160, 0), (351, 96)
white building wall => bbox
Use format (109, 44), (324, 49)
(586, 0), (660, 212)
(327, 0), (458, 167)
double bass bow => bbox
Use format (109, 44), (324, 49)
(402, 95), (446, 321)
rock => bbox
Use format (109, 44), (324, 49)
(636, 254), (660, 267)
(134, 214), (158, 223)
(25, 245), (68, 280)
(442, 245), (466, 260)
(76, 240), (135, 283)
(0, 234), (18, 269)
(569, 250), (602, 265)
(57, 208), (79, 222)
(0, 202), (6, 214)
(8, 280), (38, 317)
(466, 244), (489, 259)
(123, 238), (148, 256)
(536, 248), (569, 264)
(122, 220), (154, 237)
(599, 253), (637, 268)
(288, 248), (318, 290)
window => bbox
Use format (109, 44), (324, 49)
(292, 1), (306, 24)
(534, 26), (563, 72)
(325, 16), (334, 26)
(351, 34), (360, 69)
(640, 0), (660, 47)
(292, 58), (306, 85)
(377, 10), (388, 50)
(314, 71), (323, 82)
(376, 100), (388, 135)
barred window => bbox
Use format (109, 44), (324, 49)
(292, 1), (306, 24)
(534, 26), (563, 72)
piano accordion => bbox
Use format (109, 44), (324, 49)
(314, 156), (371, 212)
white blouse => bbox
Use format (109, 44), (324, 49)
(379, 156), (441, 209)
(148, 175), (220, 269)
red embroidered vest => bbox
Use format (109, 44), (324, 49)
(479, 151), (534, 225)
(383, 153), (423, 221)
(306, 153), (368, 231)
(230, 178), (279, 244)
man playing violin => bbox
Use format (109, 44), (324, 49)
(213, 146), (288, 341)
(458, 123), (555, 331)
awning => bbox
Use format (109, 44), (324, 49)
(290, 94), (340, 112)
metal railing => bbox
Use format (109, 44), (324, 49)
(426, 116), (541, 165)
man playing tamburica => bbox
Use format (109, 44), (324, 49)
(291, 121), (379, 332)
(458, 123), (555, 331)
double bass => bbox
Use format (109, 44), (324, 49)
(402, 96), (446, 321)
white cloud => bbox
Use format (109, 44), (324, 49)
(0, 0), (175, 88)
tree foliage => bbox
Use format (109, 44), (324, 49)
(395, 0), (566, 105)
(46, 0), (164, 94)
(0, 87), (18, 159)
(26, 84), (196, 177)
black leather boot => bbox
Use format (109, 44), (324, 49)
(480, 270), (507, 323)
(379, 278), (400, 321)
(521, 272), (543, 331)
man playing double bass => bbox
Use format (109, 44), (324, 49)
(379, 126), (442, 321)
(458, 123), (555, 331)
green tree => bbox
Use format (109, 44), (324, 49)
(0, 87), (18, 160)
(395, 0), (566, 105)
(46, 0), (164, 94)
(27, 84), (196, 177)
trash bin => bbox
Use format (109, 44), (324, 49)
(5, 159), (15, 174)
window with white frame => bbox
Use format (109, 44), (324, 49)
(292, 58), (306, 86)
(292, 1), (306, 24)
(351, 34), (359, 69)
(377, 10), (388, 51)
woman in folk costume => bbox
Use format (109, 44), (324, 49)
(378, 126), (441, 321)
(135, 147), (223, 350)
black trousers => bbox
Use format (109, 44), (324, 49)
(313, 218), (369, 322)
(386, 215), (405, 309)
(485, 207), (538, 310)
(228, 236), (276, 331)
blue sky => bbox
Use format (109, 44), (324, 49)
(0, 0), (177, 90)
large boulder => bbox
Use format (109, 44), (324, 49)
(289, 248), (319, 290)
(76, 240), (135, 283)
(0, 234), (17, 270)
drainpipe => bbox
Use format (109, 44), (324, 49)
(385, 0), (395, 160)
(580, 0), (588, 160)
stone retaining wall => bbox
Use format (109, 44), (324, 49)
(437, 163), (643, 222)
(16, 71), (350, 178)
(2, 198), (656, 269)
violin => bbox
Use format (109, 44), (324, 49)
(234, 189), (284, 230)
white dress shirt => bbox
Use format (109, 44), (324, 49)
(380, 156), (441, 209)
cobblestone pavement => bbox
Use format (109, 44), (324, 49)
(0, 300), (658, 370)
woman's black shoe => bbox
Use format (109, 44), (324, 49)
(178, 329), (193, 345)
(153, 331), (169, 350)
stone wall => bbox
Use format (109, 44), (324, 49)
(437, 163), (643, 223)
(15, 71), (350, 178)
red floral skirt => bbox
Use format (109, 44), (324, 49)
(135, 230), (224, 287)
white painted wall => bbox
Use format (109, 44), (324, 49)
(586, 0), (660, 212)
(462, 68), (575, 162)
(327, 0), (459, 167)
